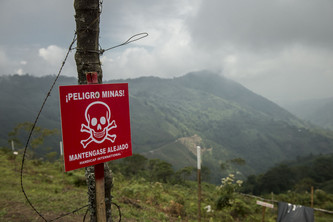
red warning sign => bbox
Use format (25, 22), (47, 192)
(59, 83), (132, 171)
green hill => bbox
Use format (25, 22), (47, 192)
(1, 71), (333, 183)
(1, 148), (333, 221)
(123, 71), (333, 182)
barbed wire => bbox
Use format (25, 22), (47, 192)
(50, 204), (89, 222)
(19, 4), (147, 220)
(20, 32), (77, 222)
(75, 32), (149, 54)
(240, 193), (333, 214)
(100, 32), (148, 54)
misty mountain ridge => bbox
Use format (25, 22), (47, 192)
(1, 71), (333, 183)
(283, 97), (333, 130)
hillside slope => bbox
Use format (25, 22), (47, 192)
(124, 71), (333, 182)
(1, 72), (333, 183)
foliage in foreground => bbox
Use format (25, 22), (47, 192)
(242, 153), (333, 195)
(0, 148), (332, 221)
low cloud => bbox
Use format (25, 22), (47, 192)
(1, 0), (333, 103)
(39, 45), (66, 66)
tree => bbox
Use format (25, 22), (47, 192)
(311, 156), (333, 182)
(74, 1), (112, 221)
(201, 165), (211, 182)
(147, 159), (174, 183)
(176, 166), (195, 182)
(8, 122), (58, 157)
(122, 154), (148, 177)
(241, 175), (260, 195)
(220, 157), (246, 172)
(258, 164), (296, 194)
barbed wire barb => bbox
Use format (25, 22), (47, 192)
(19, 28), (146, 221)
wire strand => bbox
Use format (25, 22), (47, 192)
(49, 204), (89, 222)
(19, 29), (147, 222)
(240, 193), (333, 214)
(20, 2), (147, 220)
(20, 33), (77, 222)
(100, 32), (148, 54)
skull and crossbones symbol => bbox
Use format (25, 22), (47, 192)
(80, 101), (117, 148)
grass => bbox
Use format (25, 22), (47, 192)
(0, 150), (87, 221)
(0, 148), (332, 221)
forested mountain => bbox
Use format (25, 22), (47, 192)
(1, 71), (333, 183)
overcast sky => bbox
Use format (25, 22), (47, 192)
(1, 0), (333, 104)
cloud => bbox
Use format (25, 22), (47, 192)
(37, 45), (76, 77)
(225, 44), (333, 102)
(100, 0), (200, 45)
(36, 45), (76, 76)
(98, 0), (333, 102)
(179, 0), (333, 101)
(16, 68), (24, 75)
(0, 44), (76, 76)
(187, 0), (333, 51)
(39, 45), (66, 66)
(99, 0), (202, 79)
(0, 47), (24, 75)
(0, 0), (74, 47)
(0, 48), (9, 68)
(1, 0), (333, 103)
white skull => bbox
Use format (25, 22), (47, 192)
(85, 101), (111, 142)
(80, 101), (117, 148)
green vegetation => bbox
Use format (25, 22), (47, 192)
(2, 72), (333, 184)
(8, 122), (58, 160)
(1, 149), (332, 221)
(243, 154), (333, 195)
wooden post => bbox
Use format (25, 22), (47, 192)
(74, 0), (102, 85)
(311, 186), (314, 208)
(95, 163), (106, 222)
(197, 146), (201, 222)
(74, 1), (112, 220)
(11, 140), (15, 151)
(261, 206), (266, 222)
(59, 141), (63, 156)
(256, 200), (274, 222)
(87, 72), (106, 222)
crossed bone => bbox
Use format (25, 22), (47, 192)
(80, 120), (117, 148)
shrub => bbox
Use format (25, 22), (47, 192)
(216, 174), (243, 210)
(230, 198), (252, 219)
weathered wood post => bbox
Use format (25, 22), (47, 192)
(261, 206), (266, 222)
(197, 146), (201, 222)
(256, 200), (274, 222)
(311, 186), (314, 208)
(74, 1), (112, 221)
